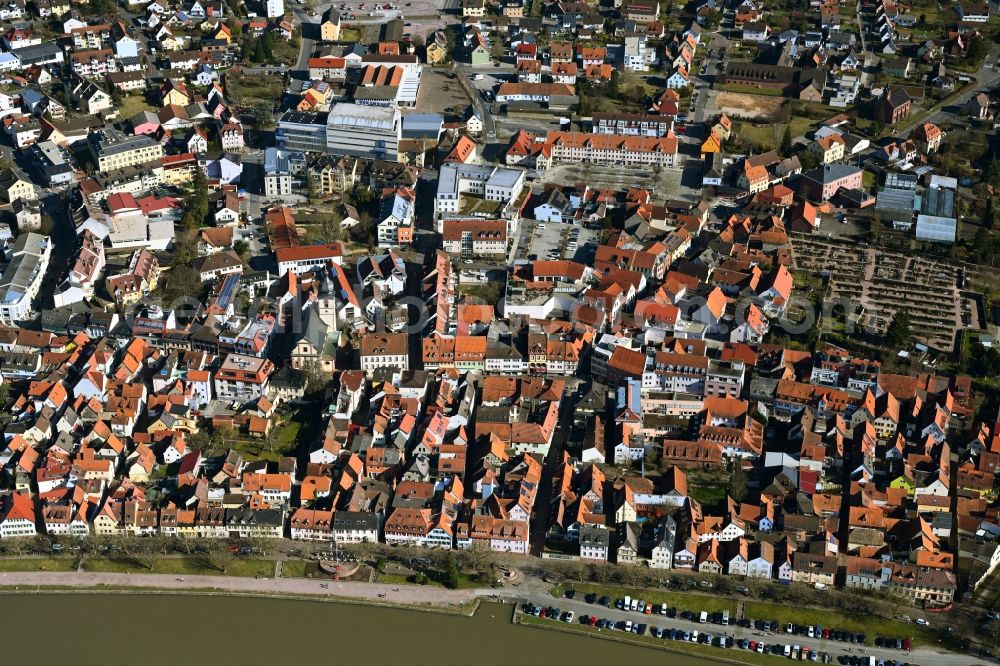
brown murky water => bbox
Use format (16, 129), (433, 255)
(1, 596), (721, 665)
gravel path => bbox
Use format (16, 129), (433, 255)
(0, 571), (479, 607)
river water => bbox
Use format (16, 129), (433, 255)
(1, 596), (720, 665)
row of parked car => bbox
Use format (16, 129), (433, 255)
(564, 592), (916, 652)
(780, 622), (869, 644)
(873, 637), (912, 650)
(525, 604), (913, 666)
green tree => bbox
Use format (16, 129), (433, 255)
(181, 168), (209, 229)
(252, 39), (266, 63)
(966, 35), (988, 66)
(88, 0), (114, 13)
(986, 156), (1000, 187)
(160, 265), (201, 306)
(210, 424), (237, 450)
(780, 125), (793, 154)
(970, 343), (1000, 377)
(728, 461), (748, 503)
(310, 213), (343, 243)
(187, 429), (211, 451)
(884, 310), (911, 348)
(444, 554), (461, 589)
(301, 360), (329, 393)
(348, 211), (375, 248)
(234, 239), (250, 260)
(261, 32), (276, 61)
(249, 101), (275, 129)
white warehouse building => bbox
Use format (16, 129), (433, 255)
(325, 103), (401, 162)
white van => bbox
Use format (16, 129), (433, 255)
(699, 611), (708, 624)
(784, 645), (792, 657)
(721, 610), (729, 626)
(629, 598), (638, 612)
(623, 596), (631, 610)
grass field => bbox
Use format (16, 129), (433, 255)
(0, 558), (77, 572)
(83, 557), (274, 578)
(339, 27), (362, 42)
(744, 601), (936, 646)
(115, 94), (155, 119)
(550, 582), (737, 615)
(788, 116), (815, 140)
(280, 560), (309, 578)
(227, 73), (285, 107)
(736, 121), (779, 150)
(518, 613), (790, 664)
(377, 568), (482, 589)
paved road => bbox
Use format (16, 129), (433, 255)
(896, 44), (1000, 136)
(455, 63), (499, 144)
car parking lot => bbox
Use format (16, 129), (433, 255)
(516, 219), (600, 264)
(516, 590), (930, 666)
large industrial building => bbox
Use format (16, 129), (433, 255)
(325, 103), (401, 162)
(277, 104), (402, 162)
(276, 112), (328, 154)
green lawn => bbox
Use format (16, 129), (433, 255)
(0, 558), (77, 572)
(686, 469), (729, 510)
(518, 613), (789, 665)
(376, 572), (446, 587)
(227, 73), (285, 107)
(735, 121), (779, 150)
(550, 582), (737, 615)
(688, 483), (728, 508)
(788, 116), (815, 141)
(115, 94), (155, 119)
(280, 560), (309, 578)
(744, 601), (937, 646)
(275, 420), (301, 448)
(83, 557), (274, 578)
(339, 27), (362, 42)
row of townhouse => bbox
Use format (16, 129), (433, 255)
(0, 494), (287, 541)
